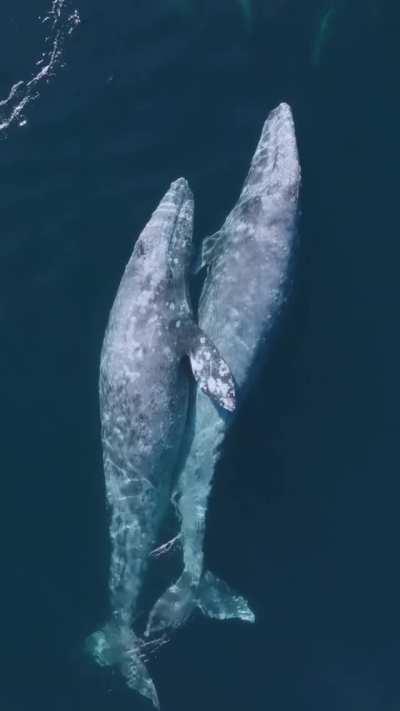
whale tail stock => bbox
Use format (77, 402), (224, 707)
(86, 621), (159, 708)
(145, 569), (255, 638)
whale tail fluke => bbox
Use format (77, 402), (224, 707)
(145, 569), (254, 638)
(86, 622), (159, 708)
(197, 570), (255, 622)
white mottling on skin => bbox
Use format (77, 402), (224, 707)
(223, 395), (235, 412)
(219, 362), (229, 376)
(207, 376), (216, 393)
(170, 104), (299, 624)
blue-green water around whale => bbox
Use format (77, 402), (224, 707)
(0, 1), (399, 709)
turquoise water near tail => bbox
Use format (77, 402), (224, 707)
(1, 1), (399, 709)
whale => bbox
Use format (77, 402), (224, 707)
(146, 103), (301, 637)
(86, 178), (236, 707)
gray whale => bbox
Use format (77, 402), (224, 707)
(146, 102), (301, 637)
(87, 178), (236, 707)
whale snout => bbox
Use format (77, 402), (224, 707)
(159, 176), (192, 215)
(241, 102), (301, 201)
(132, 176), (194, 269)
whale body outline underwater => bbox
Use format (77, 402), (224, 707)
(87, 101), (301, 707)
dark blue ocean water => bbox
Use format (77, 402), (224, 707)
(1, 1), (399, 709)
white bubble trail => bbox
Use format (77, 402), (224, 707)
(0, 0), (80, 134)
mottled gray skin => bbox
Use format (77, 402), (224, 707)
(89, 179), (195, 707)
(182, 101), (301, 575)
(90, 176), (239, 706)
(147, 102), (301, 635)
(101, 179), (194, 621)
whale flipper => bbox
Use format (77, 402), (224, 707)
(188, 327), (236, 412)
(86, 623), (159, 708)
(145, 569), (254, 637)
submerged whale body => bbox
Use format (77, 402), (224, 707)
(171, 0), (291, 28)
(87, 179), (236, 707)
(146, 102), (301, 637)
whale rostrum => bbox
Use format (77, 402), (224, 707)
(87, 178), (236, 707)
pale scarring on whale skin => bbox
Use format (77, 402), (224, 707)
(86, 178), (237, 708)
(189, 330), (236, 412)
(146, 102), (301, 639)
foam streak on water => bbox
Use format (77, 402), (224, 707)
(0, 0), (80, 133)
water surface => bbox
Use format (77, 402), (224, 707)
(1, 1), (399, 709)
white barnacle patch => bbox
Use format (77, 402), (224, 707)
(219, 361), (229, 376)
(223, 394), (235, 412)
(205, 374), (235, 412)
(176, 320), (181, 328)
(207, 376), (217, 394)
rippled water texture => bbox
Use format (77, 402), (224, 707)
(0, 0), (79, 133)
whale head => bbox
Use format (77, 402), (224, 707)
(240, 102), (301, 204)
(131, 178), (194, 284)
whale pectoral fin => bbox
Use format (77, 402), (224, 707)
(194, 230), (223, 273)
(188, 328), (236, 412)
